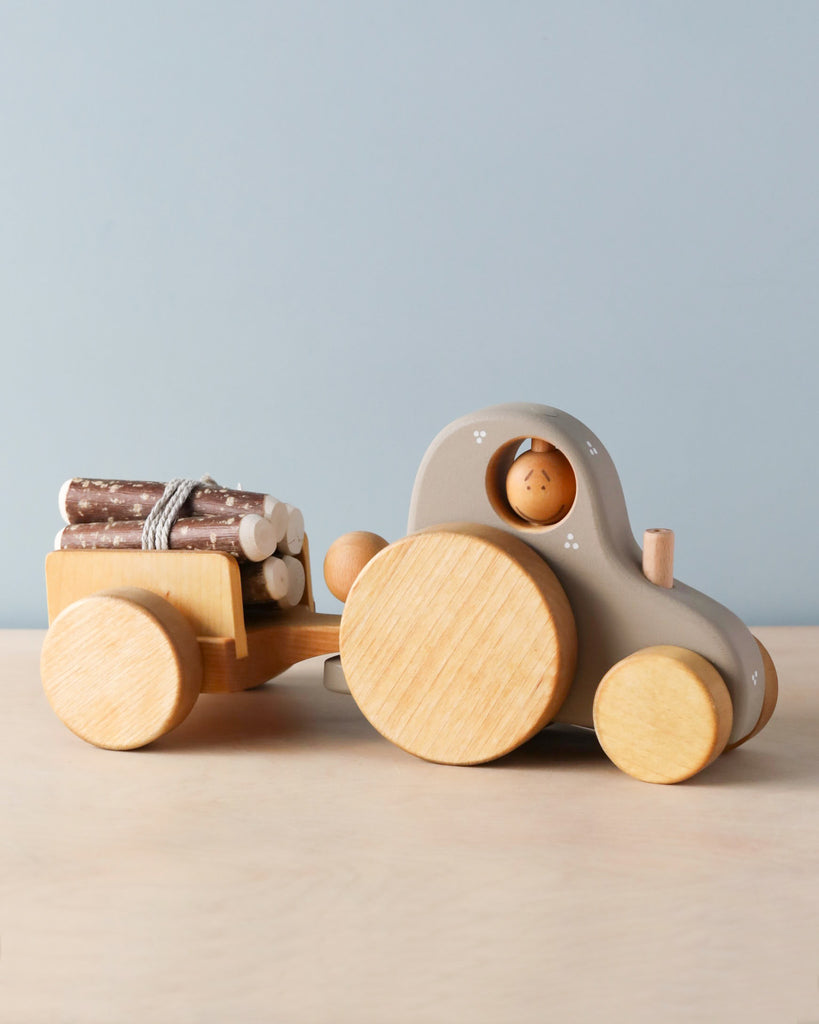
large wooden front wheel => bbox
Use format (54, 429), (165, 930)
(41, 587), (202, 750)
(593, 646), (733, 784)
(340, 523), (577, 765)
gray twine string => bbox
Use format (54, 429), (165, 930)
(141, 477), (215, 550)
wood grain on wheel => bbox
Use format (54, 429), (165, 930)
(340, 523), (577, 765)
(593, 645), (733, 784)
(41, 587), (202, 750)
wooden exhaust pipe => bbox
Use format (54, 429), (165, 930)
(643, 528), (675, 588)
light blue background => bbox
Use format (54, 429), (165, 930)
(1, 2), (816, 626)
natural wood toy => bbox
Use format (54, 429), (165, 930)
(323, 403), (778, 783)
(504, 438), (576, 525)
(41, 479), (340, 750)
(324, 531), (390, 603)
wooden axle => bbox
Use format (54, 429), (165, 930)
(202, 607), (341, 694)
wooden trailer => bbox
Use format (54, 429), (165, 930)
(41, 541), (341, 750)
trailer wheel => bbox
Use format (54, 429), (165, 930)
(41, 587), (202, 750)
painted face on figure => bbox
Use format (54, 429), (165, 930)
(505, 441), (576, 525)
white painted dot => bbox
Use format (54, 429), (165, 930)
(567, 534), (574, 540)
(564, 542), (571, 549)
(480, 430), (486, 437)
(572, 543), (579, 549)
(476, 437), (483, 444)
(473, 430), (479, 436)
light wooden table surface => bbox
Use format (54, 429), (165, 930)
(2, 627), (817, 1024)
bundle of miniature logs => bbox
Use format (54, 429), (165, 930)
(55, 478), (307, 608)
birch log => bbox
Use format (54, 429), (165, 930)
(279, 555), (306, 608)
(241, 554), (305, 606)
(59, 478), (288, 541)
(241, 556), (290, 604)
(56, 514), (276, 562)
(276, 504), (305, 556)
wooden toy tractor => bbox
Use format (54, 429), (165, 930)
(41, 404), (777, 783)
(323, 402), (778, 784)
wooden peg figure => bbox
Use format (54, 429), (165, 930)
(505, 438), (576, 525)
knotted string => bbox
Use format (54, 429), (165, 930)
(141, 477), (215, 550)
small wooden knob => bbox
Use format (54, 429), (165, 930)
(340, 523), (577, 765)
(324, 531), (389, 602)
(505, 443), (576, 525)
(41, 587), (202, 749)
(593, 645), (733, 783)
(643, 528), (675, 588)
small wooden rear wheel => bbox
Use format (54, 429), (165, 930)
(340, 523), (577, 765)
(593, 646), (733, 784)
(725, 636), (779, 750)
(41, 587), (202, 750)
